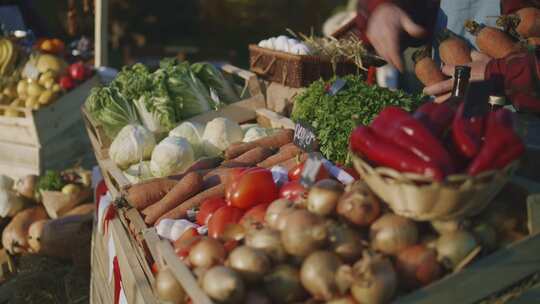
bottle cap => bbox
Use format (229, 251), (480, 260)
(454, 66), (471, 79)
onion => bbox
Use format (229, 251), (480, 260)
(245, 290), (272, 304)
(156, 267), (186, 304)
(395, 245), (442, 289)
(350, 251), (397, 304)
(227, 245), (271, 281)
(307, 179), (344, 216)
(245, 228), (287, 263)
(265, 199), (296, 231)
(472, 222), (498, 252)
(434, 230), (478, 270)
(337, 181), (381, 227)
(201, 266), (245, 303)
(370, 214), (418, 255)
(327, 221), (364, 263)
(16, 175), (37, 201)
(281, 210), (327, 257)
(264, 265), (307, 304)
(188, 237), (226, 268)
(431, 219), (469, 234)
(300, 251), (344, 301)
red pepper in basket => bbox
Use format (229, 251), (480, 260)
(451, 103), (485, 159)
(371, 107), (455, 175)
(413, 102), (455, 137)
(468, 109), (524, 175)
(350, 125), (444, 180)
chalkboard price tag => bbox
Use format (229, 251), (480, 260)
(293, 121), (318, 152)
(300, 153), (323, 188)
(327, 78), (347, 96)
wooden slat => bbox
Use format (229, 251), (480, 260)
(395, 234), (540, 304)
(94, 0), (109, 67)
(110, 219), (157, 304)
(256, 108), (295, 130)
(158, 241), (214, 304)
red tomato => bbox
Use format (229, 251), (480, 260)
(227, 168), (279, 210)
(224, 167), (249, 202)
(279, 180), (308, 201)
(288, 161), (330, 182)
(207, 206), (244, 239)
(151, 262), (158, 274)
(196, 197), (226, 226)
(69, 62), (86, 81)
(240, 203), (269, 228)
(59, 75), (75, 90)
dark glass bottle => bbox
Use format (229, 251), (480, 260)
(447, 66), (472, 108)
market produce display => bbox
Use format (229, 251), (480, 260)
(0, 169), (94, 257)
(0, 36), (94, 116)
(257, 35), (312, 55)
(291, 75), (423, 165)
(86, 59), (241, 138)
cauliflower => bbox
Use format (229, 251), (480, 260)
(109, 124), (156, 169)
(150, 136), (195, 177)
(202, 117), (243, 156)
(123, 161), (153, 184)
(169, 121), (205, 157)
(243, 127), (271, 142)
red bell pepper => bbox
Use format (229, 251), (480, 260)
(451, 103), (485, 159)
(371, 107), (455, 175)
(350, 125), (444, 181)
(468, 109), (524, 175)
(413, 102), (455, 137)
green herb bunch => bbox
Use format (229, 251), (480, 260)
(291, 75), (423, 165)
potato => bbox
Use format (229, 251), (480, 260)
(38, 90), (57, 105)
(27, 82), (45, 97)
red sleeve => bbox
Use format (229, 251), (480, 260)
(485, 48), (540, 113)
(501, 0), (540, 14)
(355, 0), (440, 47)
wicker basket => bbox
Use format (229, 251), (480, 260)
(351, 152), (519, 221)
(249, 44), (359, 88)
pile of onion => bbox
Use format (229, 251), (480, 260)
(156, 267), (186, 304)
(433, 230), (478, 270)
(307, 179), (344, 216)
(201, 266), (245, 303)
(370, 214), (418, 255)
(327, 221), (364, 263)
(188, 237), (226, 268)
(300, 250), (344, 301)
(265, 199), (296, 231)
(263, 265), (307, 303)
(227, 245), (271, 281)
(350, 251), (397, 304)
(245, 228), (287, 263)
(281, 210), (328, 257)
(337, 181), (381, 227)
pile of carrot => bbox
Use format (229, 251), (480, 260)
(122, 128), (307, 226)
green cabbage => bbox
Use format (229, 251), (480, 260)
(191, 62), (240, 105)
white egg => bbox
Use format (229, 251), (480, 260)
(288, 38), (299, 46)
(258, 39), (268, 48)
(290, 44), (310, 55)
(267, 37), (277, 50)
(275, 36), (290, 52)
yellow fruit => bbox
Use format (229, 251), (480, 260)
(38, 70), (57, 84)
(36, 54), (66, 74)
(38, 90), (56, 105)
(41, 40), (54, 52)
(10, 98), (22, 107)
(27, 82), (44, 97)
(25, 96), (38, 108)
(3, 86), (15, 98)
(62, 184), (81, 196)
(51, 84), (61, 93)
(43, 78), (55, 90)
(3, 107), (20, 117)
(16, 80), (28, 96)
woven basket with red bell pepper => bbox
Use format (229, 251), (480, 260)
(350, 103), (525, 181)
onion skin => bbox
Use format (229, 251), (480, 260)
(328, 221), (364, 263)
(351, 252), (397, 304)
(370, 214), (418, 255)
(337, 182), (381, 227)
(188, 237), (226, 269)
(395, 245), (442, 289)
(434, 230), (477, 270)
(281, 210), (327, 257)
(156, 268), (186, 304)
(227, 245), (271, 281)
(264, 265), (307, 304)
(201, 266), (245, 303)
(307, 179), (344, 216)
(265, 199), (295, 231)
(431, 219), (468, 234)
(300, 251), (344, 301)
(245, 228), (287, 263)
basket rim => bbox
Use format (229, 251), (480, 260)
(350, 149), (519, 186)
(249, 44), (357, 65)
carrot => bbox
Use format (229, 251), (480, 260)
(224, 129), (294, 159)
(142, 172), (204, 225)
(123, 178), (178, 210)
(222, 146), (275, 168)
(277, 153), (309, 171)
(497, 7), (540, 39)
(64, 203), (95, 216)
(527, 37), (540, 46)
(156, 183), (226, 224)
(438, 29), (472, 65)
(257, 143), (303, 168)
(412, 47), (447, 86)
(2, 206), (48, 254)
(465, 20), (522, 59)
(169, 156), (223, 176)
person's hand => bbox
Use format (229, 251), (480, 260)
(423, 57), (491, 103)
(366, 3), (426, 71)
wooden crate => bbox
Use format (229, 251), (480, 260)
(0, 75), (100, 180)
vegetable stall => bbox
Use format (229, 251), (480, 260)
(81, 19), (540, 304)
